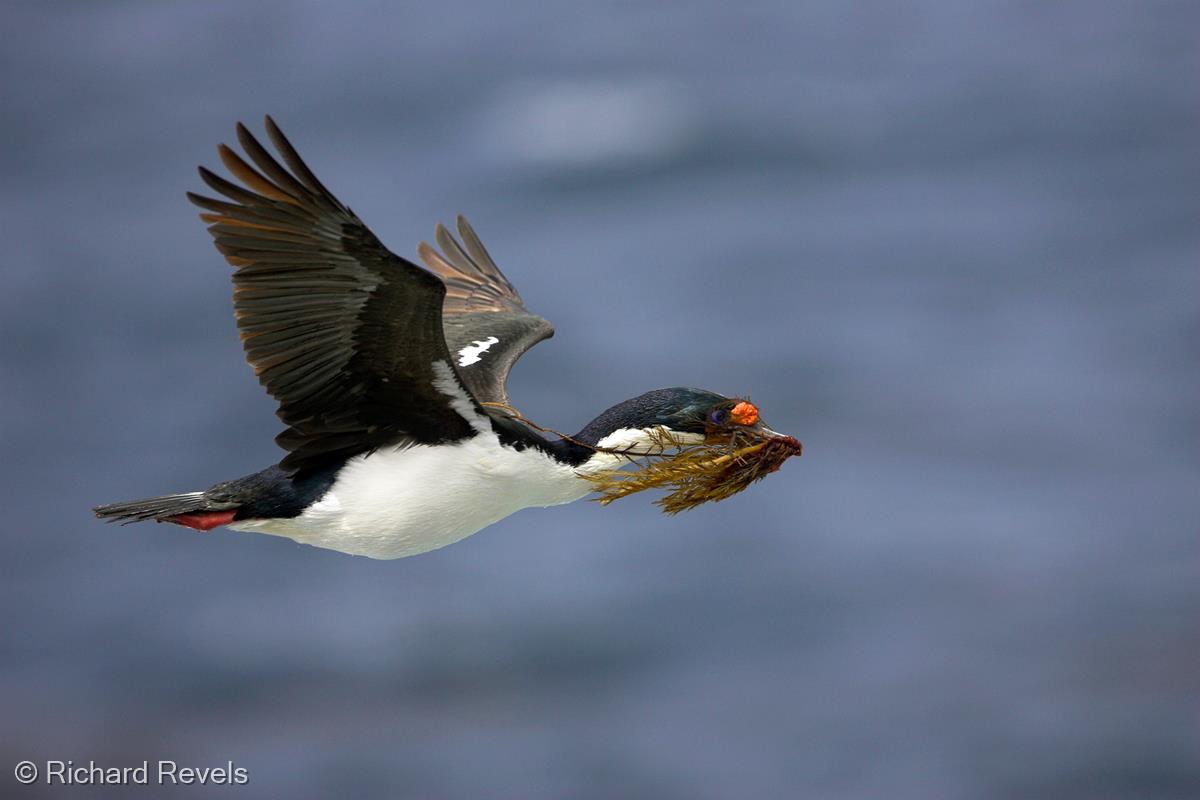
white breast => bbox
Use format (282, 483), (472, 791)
(226, 423), (702, 559)
(229, 431), (594, 559)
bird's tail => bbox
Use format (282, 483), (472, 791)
(93, 492), (239, 530)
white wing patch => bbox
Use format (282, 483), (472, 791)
(457, 336), (499, 366)
(430, 360), (491, 433)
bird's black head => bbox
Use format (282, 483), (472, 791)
(572, 387), (765, 450)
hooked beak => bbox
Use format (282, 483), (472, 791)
(752, 420), (786, 439)
(750, 420), (803, 456)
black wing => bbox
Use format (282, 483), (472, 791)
(188, 117), (479, 474)
(417, 217), (554, 408)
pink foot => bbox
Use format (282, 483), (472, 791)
(166, 510), (237, 531)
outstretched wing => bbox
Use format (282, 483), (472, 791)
(417, 217), (554, 408)
(188, 116), (480, 473)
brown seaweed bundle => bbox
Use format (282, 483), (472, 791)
(584, 429), (803, 514)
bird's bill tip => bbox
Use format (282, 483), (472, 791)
(753, 422), (788, 440)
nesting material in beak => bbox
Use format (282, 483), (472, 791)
(585, 425), (802, 514)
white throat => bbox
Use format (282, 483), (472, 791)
(580, 425), (705, 471)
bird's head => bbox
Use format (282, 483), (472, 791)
(572, 387), (780, 459)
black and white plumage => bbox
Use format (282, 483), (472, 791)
(94, 118), (778, 559)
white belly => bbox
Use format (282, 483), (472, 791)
(228, 432), (595, 559)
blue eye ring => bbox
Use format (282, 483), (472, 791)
(709, 408), (729, 425)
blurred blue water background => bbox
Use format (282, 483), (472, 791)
(2, 2), (1197, 798)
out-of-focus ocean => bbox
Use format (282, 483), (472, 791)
(2, 2), (1196, 798)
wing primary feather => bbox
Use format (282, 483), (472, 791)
(198, 166), (280, 208)
(235, 122), (314, 201)
(263, 115), (338, 202)
(416, 240), (456, 274)
(456, 215), (511, 286)
(217, 144), (298, 205)
(188, 191), (309, 227)
(434, 222), (474, 271)
(202, 215), (299, 235)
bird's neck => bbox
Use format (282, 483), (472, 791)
(505, 390), (711, 468)
(538, 400), (703, 469)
